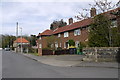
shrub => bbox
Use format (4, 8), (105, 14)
(68, 39), (75, 46)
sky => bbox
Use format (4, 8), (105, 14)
(0, 0), (119, 36)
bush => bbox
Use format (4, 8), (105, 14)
(68, 39), (75, 46)
(57, 47), (62, 50)
(28, 47), (38, 53)
(42, 47), (51, 50)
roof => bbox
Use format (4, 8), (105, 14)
(100, 8), (120, 19)
(38, 8), (120, 36)
(38, 18), (92, 36)
(53, 18), (92, 34)
(38, 29), (53, 36)
(14, 38), (29, 43)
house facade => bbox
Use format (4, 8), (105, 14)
(13, 38), (30, 53)
(37, 8), (120, 56)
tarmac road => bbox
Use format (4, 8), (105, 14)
(2, 51), (118, 78)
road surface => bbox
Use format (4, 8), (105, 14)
(2, 51), (118, 78)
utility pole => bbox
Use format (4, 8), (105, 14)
(20, 27), (22, 53)
(16, 22), (18, 53)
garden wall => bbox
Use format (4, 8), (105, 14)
(42, 49), (70, 55)
(82, 47), (119, 62)
(42, 49), (53, 55)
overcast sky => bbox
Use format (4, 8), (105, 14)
(0, 0), (119, 36)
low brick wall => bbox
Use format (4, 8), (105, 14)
(42, 49), (70, 55)
(55, 49), (69, 55)
(42, 49), (53, 55)
(83, 47), (119, 62)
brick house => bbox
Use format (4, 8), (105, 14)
(37, 8), (120, 56)
(13, 38), (30, 53)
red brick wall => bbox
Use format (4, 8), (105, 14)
(58, 28), (88, 49)
(38, 28), (89, 55)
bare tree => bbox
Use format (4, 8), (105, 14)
(75, 0), (116, 20)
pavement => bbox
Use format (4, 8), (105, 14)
(21, 53), (119, 68)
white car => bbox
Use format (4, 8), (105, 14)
(0, 48), (2, 50)
(5, 48), (10, 51)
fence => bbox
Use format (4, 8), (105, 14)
(82, 47), (119, 62)
(42, 49), (70, 55)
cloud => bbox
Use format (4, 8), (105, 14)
(1, 0), (118, 36)
(1, 0), (95, 2)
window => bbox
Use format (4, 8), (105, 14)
(75, 41), (79, 48)
(55, 42), (58, 49)
(64, 42), (66, 48)
(111, 20), (117, 27)
(58, 34), (61, 37)
(59, 43), (62, 47)
(51, 44), (54, 48)
(88, 27), (90, 32)
(39, 44), (42, 48)
(39, 37), (41, 40)
(74, 29), (81, 36)
(64, 32), (69, 37)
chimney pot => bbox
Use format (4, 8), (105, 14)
(90, 8), (96, 17)
(68, 18), (73, 25)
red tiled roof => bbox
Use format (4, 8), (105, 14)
(38, 18), (92, 36)
(38, 29), (53, 36)
(14, 38), (29, 43)
(100, 8), (120, 19)
(53, 18), (92, 34)
(38, 8), (119, 36)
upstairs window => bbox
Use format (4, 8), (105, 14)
(64, 32), (69, 37)
(111, 20), (117, 27)
(58, 33), (61, 37)
(74, 29), (81, 36)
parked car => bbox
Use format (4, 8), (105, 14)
(0, 48), (2, 50)
(4, 48), (10, 51)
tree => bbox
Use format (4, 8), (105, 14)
(30, 35), (37, 46)
(75, 0), (116, 20)
(111, 27), (120, 47)
(45, 35), (59, 50)
(93, 0), (115, 13)
(50, 19), (67, 30)
(2, 35), (16, 49)
(88, 14), (112, 47)
(68, 39), (75, 46)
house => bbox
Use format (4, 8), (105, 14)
(13, 38), (30, 53)
(37, 7), (120, 56)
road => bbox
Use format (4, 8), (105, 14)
(2, 51), (118, 78)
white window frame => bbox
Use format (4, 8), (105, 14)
(74, 29), (81, 36)
(39, 36), (41, 40)
(51, 44), (54, 48)
(111, 20), (117, 27)
(59, 43), (62, 47)
(55, 42), (58, 49)
(75, 41), (79, 48)
(64, 32), (69, 37)
(39, 44), (42, 48)
(58, 33), (61, 37)
(64, 42), (66, 48)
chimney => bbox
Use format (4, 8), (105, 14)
(68, 18), (73, 25)
(90, 8), (96, 17)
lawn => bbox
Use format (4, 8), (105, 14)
(27, 53), (39, 56)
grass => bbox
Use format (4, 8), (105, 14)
(27, 53), (39, 56)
